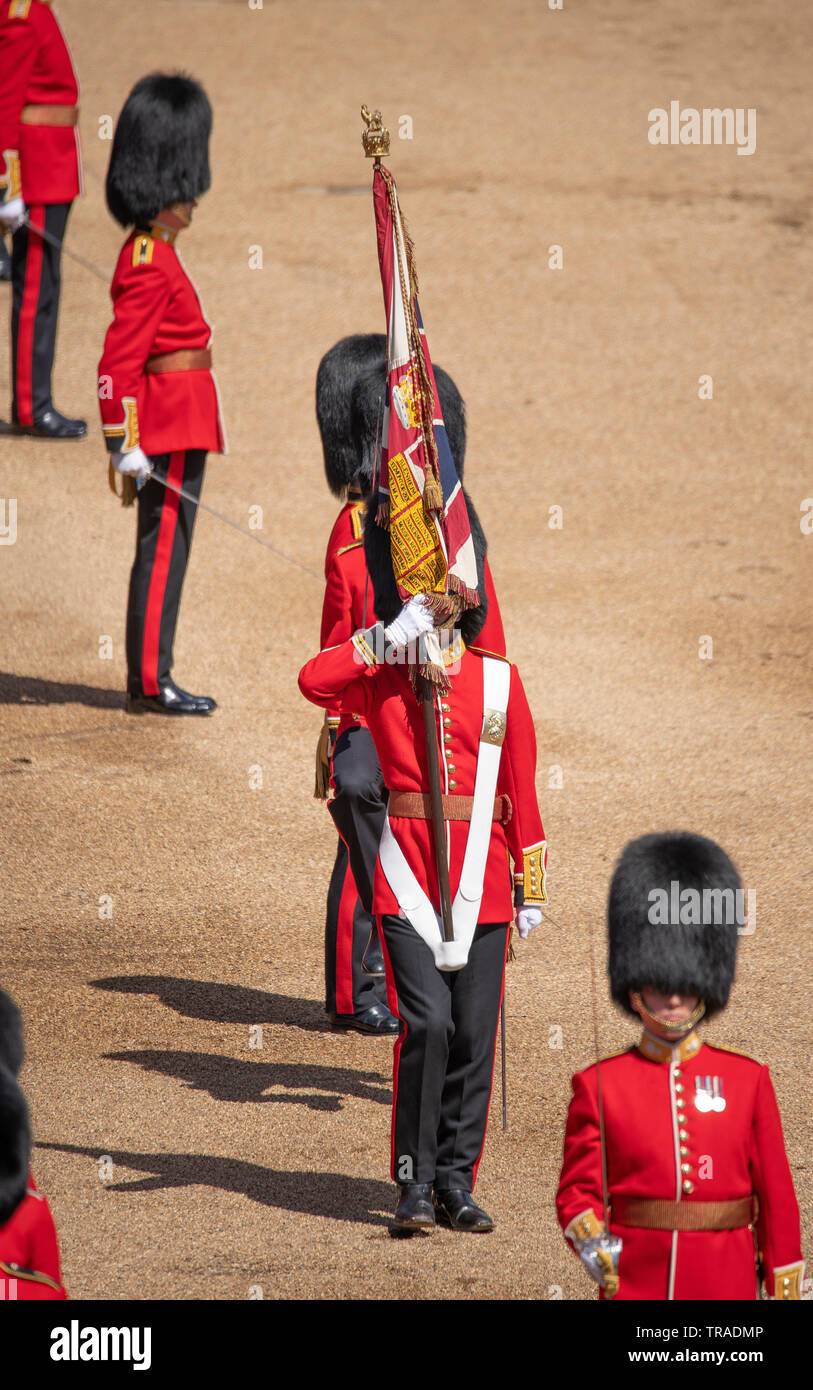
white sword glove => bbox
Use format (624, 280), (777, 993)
(112, 447), (153, 485)
(0, 197), (26, 231)
(384, 594), (434, 647)
(516, 905), (542, 938)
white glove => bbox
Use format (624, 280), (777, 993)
(112, 447), (152, 485)
(0, 197), (25, 231)
(384, 594), (434, 647)
(516, 905), (542, 939)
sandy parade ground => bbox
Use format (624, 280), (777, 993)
(1, 0), (811, 1302)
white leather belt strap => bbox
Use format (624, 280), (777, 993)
(378, 657), (510, 971)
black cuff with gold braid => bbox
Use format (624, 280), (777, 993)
(350, 623), (397, 669)
(102, 396), (140, 454)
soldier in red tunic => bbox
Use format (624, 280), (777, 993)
(0, 989), (66, 1299)
(300, 483), (547, 1233)
(557, 832), (804, 1300)
(0, 0), (85, 437)
(98, 74), (225, 715)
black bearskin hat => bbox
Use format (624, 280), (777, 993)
(316, 334), (467, 497)
(106, 73), (212, 228)
(364, 488), (489, 645)
(608, 832), (742, 1019)
(0, 989), (29, 1226)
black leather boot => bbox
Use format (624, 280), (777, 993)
(0, 237), (10, 281)
(13, 407), (87, 439)
(433, 1188), (494, 1232)
(127, 678), (217, 715)
(390, 1183), (435, 1235)
(328, 1002), (400, 1035)
(361, 922), (386, 977)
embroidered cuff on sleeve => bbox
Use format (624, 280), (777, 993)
(102, 397), (140, 454)
(0, 149), (22, 203)
(773, 1262), (804, 1300)
(351, 624), (385, 668)
(522, 840), (547, 906)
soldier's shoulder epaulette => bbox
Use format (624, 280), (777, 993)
(9, 0), (34, 20)
(350, 502), (365, 540)
(336, 540), (363, 557)
(467, 645), (510, 662)
(706, 1041), (763, 1065)
(577, 1048), (630, 1074)
(131, 232), (156, 268)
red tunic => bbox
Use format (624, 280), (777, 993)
(98, 228), (226, 458)
(299, 637), (547, 920)
(0, 1173), (67, 1299)
(556, 1035), (804, 1300)
(0, 0), (82, 206)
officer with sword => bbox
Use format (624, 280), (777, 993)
(98, 73), (226, 715)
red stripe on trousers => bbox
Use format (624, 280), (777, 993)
(378, 921), (405, 1182)
(141, 450), (185, 695)
(335, 851), (357, 1015)
(471, 925), (510, 1191)
(16, 204), (45, 425)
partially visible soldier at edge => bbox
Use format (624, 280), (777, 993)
(0, 988), (67, 1299)
(556, 831), (804, 1300)
(98, 73), (226, 716)
(0, 0), (86, 437)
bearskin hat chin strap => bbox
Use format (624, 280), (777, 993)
(631, 992), (706, 1036)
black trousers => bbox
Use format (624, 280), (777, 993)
(126, 450), (205, 693)
(11, 202), (71, 424)
(325, 725), (388, 1014)
(380, 915), (508, 1191)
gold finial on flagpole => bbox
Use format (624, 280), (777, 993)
(361, 106), (390, 165)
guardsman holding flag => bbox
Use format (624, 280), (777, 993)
(557, 832), (804, 1300)
(299, 112), (547, 1234)
(0, 0), (85, 437)
(314, 333), (506, 1035)
(98, 74), (225, 716)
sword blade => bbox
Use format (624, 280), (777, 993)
(152, 474), (320, 578)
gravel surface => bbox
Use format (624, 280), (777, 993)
(1, 0), (810, 1300)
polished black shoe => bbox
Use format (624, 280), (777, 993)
(433, 1188), (494, 1232)
(328, 1002), (400, 1035)
(126, 678), (217, 716)
(361, 923), (386, 977)
(389, 1183), (435, 1236)
(0, 239), (10, 281)
(14, 408), (87, 439)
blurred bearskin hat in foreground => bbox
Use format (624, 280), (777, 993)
(608, 831), (742, 1019)
(316, 333), (467, 498)
(106, 73), (212, 228)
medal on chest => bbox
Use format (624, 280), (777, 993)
(694, 1074), (726, 1113)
